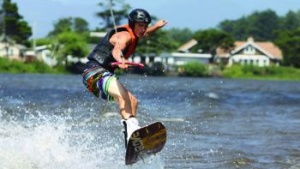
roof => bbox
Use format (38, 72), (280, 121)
(90, 32), (107, 38)
(177, 39), (198, 52)
(171, 52), (211, 58)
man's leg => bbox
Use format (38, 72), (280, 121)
(107, 78), (140, 146)
(107, 78), (138, 119)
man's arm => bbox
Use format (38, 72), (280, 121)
(110, 31), (131, 69)
(144, 20), (168, 37)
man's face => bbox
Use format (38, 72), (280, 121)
(133, 22), (148, 37)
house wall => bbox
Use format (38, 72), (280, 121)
(37, 50), (58, 66)
(161, 52), (211, 66)
(170, 57), (210, 65)
(228, 54), (270, 67)
(128, 54), (211, 66)
(129, 56), (163, 64)
(0, 44), (22, 60)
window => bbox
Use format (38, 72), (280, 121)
(244, 45), (255, 55)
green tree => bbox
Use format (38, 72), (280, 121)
(218, 9), (280, 41)
(96, 0), (130, 30)
(1, 0), (32, 45)
(275, 28), (300, 68)
(48, 17), (89, 37)
(47, 17), (89, 67)
(167, 28), (194, 48)
(55, 32), (89, 66)
(135, 29), (177, 63)
(179, 62), (207, 77)
(74, 17), (89, 33)
(193, 29), (234, 63)
(33, 38), (53, 46)
(248, 10), (280, 41)
(137, 30), (177, 53)
(280, 10), (300, 31)
(219, 17), (250, 40)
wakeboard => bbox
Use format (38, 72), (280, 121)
(125, 122), (167, 165)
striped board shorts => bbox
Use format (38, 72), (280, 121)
(82, 66), (116, 101)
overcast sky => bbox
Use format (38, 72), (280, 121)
(11, 0), (300, 38)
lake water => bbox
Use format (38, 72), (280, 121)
(0, 73), (300, 169)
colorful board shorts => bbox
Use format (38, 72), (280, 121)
(82, 66), (116, 101)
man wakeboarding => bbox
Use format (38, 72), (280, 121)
(82, 8), (167, 146)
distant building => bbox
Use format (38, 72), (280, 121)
(0, 41), (26, 60)
(23, 45), (58, 66)
(177, 39), (198, 53)
(161, 52), (211, 66)
(161, 39), (212, 66)
(217, 37), (282, 67)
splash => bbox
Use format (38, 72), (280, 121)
(0, 107), (165, 169)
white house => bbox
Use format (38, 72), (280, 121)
(35, 45), (57, 66)
(23, 45), (58, 66)
(160, 39), (212, 66)
(217, 37), (282, 67)
(0, 42), (26, 60)
(162, 52), (211, 66)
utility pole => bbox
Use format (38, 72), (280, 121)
(0, 0), (5, 40)
(0, 0), (8, 58)
(0, 0), (4, 37)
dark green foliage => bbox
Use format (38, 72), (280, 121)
(166, 28), (194, 49)
(144, 62), (165, 76)
(275, 28), (300, 68)
(218, 9), (280, 41)
(223, 64), (300, 80)
(179, 62), (207, 77)
(0, 57), (65, 74)
(136, 29), (178, 55)
(1, 0), (32, 45)
(193, 29), (234, 53)
(96, 0), (130, 30)
(47, 17), (89, 37)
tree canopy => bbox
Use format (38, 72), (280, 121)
(193, 29), (234, 53)
(56, 32), (89, 60)
(218, 9), (280, 41)
(43, 16), (90, 67)
(275, 28), (300, 68)
(0, 0), (32, 45)
(95, 0), (130, 30)
(6, 0), (300, 69)
(218, 9), (300, 41)
(167, 28), (194, 49)
(48, 17), (89, 37)
(136, 29), (177, 55)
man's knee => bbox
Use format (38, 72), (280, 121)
(130, 95), (138, 106)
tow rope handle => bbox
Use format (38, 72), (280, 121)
(111, 62), (144, 69)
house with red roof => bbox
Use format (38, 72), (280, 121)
(217, 37), (282, 67)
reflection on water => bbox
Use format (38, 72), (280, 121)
(1, 74), (300, 169)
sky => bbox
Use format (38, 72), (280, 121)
(11, 0), (300, 38)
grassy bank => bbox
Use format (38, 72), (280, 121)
(1, 58), (300, 81)
(0, 57), (67, 74)
(178, 62), (300, 81)
(223, 65), (300, 81)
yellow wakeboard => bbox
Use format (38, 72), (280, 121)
(125, 122), (167, 165)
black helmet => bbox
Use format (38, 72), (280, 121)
(128, 8), (151, 28)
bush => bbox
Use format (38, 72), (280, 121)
(223, 64), (300, 80)
(179, 62), (207, 77)
(223, 64), (243, 78)
(0, 57), (64, 74)
(147, 62), (165, 76)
